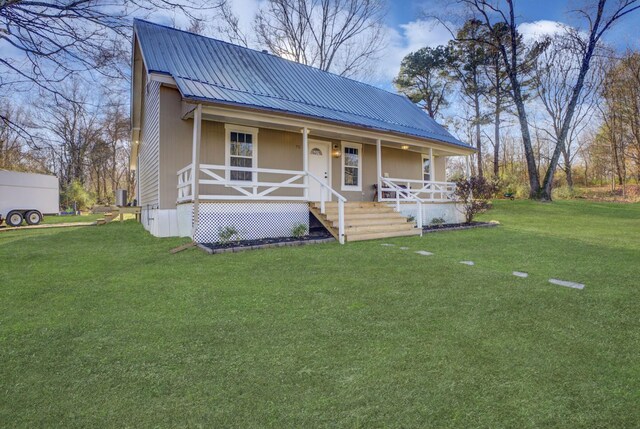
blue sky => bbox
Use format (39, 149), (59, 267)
(218, 0), (639, 88)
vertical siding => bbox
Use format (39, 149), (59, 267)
(138, 79), (161, 208)
(153, 86), (452, 206)
(159, 86), (192, 208)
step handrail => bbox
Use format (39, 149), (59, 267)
(306, 171), (346, 244)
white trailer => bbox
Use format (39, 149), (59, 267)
(0, 170), (59, 227)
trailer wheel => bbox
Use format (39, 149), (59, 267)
(6, 211), (24, 227)
(25, 210), (43, 225)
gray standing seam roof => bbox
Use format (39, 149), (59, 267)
(133, 19), (469, 149)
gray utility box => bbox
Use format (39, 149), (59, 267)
(115, 189), (128, 207)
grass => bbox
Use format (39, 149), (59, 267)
(42, 213), (103, 224)
(1, 200), (638, 428)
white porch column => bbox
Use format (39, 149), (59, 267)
(376, 139), (382, 202)
(465, 155), (471, 179)
(191, 104), (202, 238)
(302, 127), (309, 200)
(429, 147), (434, 181)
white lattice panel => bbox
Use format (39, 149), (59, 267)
(194, 202), (309, 243)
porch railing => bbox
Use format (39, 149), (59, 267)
(307, 171), (346, 244)
(380, 177), (423, 231)
(177, 163), (347, 244)
(378, 177), (456, 203)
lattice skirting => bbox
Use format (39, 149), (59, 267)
(193, 202), (309, 243)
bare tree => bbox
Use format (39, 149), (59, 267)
(221, 0), (387, 78)
(445, 0), (640, 200)
(533, 30), (604, 189)
(0, 0), (224, 133)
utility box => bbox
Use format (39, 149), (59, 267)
(115, 189), (128, 207)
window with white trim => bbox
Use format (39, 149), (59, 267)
(422, 155), (431, 182)
(341, 142), (362, 191)
(226, 125), (258, 182)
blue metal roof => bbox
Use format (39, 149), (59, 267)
(133, 19), (470, 149)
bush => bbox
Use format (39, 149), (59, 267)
(61, 180), (95, 211)
(218, 226), (241, 243)
(454, 176), (499, 223)
(291, 223), (308, 238)
(552, 186), (583, 200)
(430, 217), (446, 226)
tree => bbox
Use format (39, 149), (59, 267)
(394, 46), (453, 118)
(533, 30), (603, 189)
(482, 22), (512, 178)
(220, 0), (386, 78)
(449, 19), (491, 177)
(0, 0), (223, 134)
(450, 0), (640, 200)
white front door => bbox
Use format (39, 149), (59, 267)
(308, 140), (331, 202)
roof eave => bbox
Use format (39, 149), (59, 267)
(181, 94), (475, 153)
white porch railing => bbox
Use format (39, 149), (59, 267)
(380, 177), (423, 231)
(378, 177), (457, 203)
(307, 171), (346, 244)
(177, 163), (347, 244)
(178, 164), (307, 202)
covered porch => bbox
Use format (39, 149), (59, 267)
(176, 103), (474, 243)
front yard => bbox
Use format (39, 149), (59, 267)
(1, 200), (638, 428)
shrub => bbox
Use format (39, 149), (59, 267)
(218, 226), (240, 243)
(552, 185), (583, 200)
(430, 217), (446, 226)
(61, 180), (95, 211)
(291, 223), (308, 238)
(454, 176), (499, 223)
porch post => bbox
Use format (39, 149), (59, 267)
(429, 147), (433, 181)
(465, 155), (471, 179)
(302, 127), (309, 200)
(376, 139), (382, 202)
(191, 104), (202, 239)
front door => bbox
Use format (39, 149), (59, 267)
(308, 140), (331, 202)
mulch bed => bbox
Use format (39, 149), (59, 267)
(423, 221), (499, 233)
(198, 231), (334, 254)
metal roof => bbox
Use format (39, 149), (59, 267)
(133, 19), (470, 149)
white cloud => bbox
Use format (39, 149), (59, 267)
(517, 20), (566, 43)
(372, 19), (455, 87)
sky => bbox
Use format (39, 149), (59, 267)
(195, 0), (640, 90)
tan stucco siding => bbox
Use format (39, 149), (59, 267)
(138, 79), (160, 207)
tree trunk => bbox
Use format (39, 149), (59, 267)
(493, 92), (501, 178)
(562, 149), (573, 189)
(474, 92), (483, 178)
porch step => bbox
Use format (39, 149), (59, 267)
(344, 223), (416, 234)
(321, 206), (396, 215)
(309, 201), (421, 243)
(346, 228), (422, 242)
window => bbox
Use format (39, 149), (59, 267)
(226, 125), (258, 182)
(341, 142), (362, 191)
(422, 155), (431, 182)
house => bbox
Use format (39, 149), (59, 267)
(130, 20), (474, 244)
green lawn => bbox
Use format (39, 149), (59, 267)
(1, 200), (638, 428)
